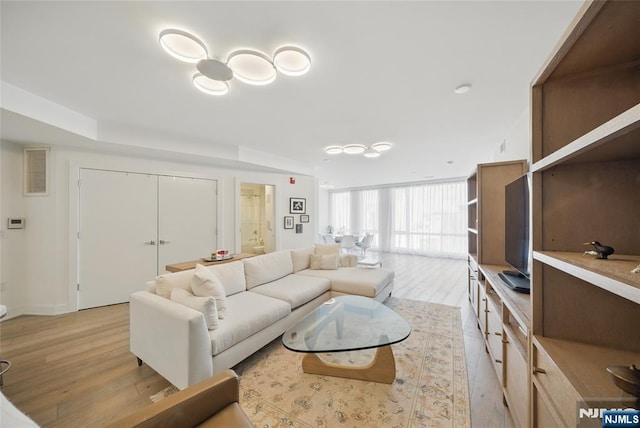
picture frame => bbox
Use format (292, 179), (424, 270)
(290, 197), (306, 214)
(284, 216), (294, 229)
(296, 223), (303, 234)
(300, 214), (309, 223)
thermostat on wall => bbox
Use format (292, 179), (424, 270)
(7, 218), (25, 229)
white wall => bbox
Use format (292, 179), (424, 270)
(0, 142), (316, 318)
(493, 107), (531, 165)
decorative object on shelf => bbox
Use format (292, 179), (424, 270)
(583, 241), (615, 259)
(300, 215), (309, 223)
(284, 216), (294, 229)
(607, 364), (640, 397)
(159, 28), (311, 96)
(295, 224), (303, 234)
(289, 198), (306, 214)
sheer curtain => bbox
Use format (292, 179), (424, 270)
(328, 180), (467, 258)
(388, 181), (467, 258)
(329, 191), (350, 235)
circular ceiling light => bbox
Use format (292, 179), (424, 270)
(454, 84), (471, 94)
(371, 142), (392, 152)
(364, 148), (381, 158)
(320, 183), (335, 189)
(159, 29), (208, 63)
(342, 144), (366, 154)
(196, 59), (233, 81)
(324, 146), (343, 155)
(193, 74), (229, 96)
(227, 49), (276, 86)
(273, 46), (311, 76)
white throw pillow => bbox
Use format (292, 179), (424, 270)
(315, 243), (341, 256)
(170, 288), (219, 330)
(310, 254), (339, 270)
(192, 264), (228, 319)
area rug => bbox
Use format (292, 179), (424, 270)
(233, 297), (470, 427)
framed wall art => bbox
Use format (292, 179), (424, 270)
(300, 214), (309, 223)
(290, 198), (306, 214)
(284, 216), (294, 229)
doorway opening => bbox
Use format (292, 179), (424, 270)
(240, 183), (275, 254)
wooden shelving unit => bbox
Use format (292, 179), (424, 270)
(530, 1), (640, 426)
(467, 160), (530, 427)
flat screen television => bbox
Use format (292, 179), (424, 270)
(499, 173), (531, 293)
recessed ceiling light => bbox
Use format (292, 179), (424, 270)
(273, 46), (311, 76)
(227, 49), (276, 86)
(447, 160), (454, 164)
(320, 183), (335, 189)
(159, 29), (208, 63)
(324, 146), (343, 155)
(371, 142), (392, 152)
(342, 144), (366, 154)
(454, 84), (471, 94)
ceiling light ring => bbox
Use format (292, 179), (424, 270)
(324, 146), (343, 155)
(227, 49), (276, 86)
(193, 73), (229, 96)
(159, 29), (208, 63)
(342, 144), (367, 154)
(371, 142), (392, 152)
(273, 46), (311, 76)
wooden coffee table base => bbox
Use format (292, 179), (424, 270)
(301, 344), (396, 384)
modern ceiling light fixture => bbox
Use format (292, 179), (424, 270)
(324, 141), (393, 158)
(159, 28), (311, 96)
(273, 46), (312, 76)
(227, 49), (276, 86)
(454, 83), (472, 94)
(342, 144), (367, 154)
(159, 29), (208, 63)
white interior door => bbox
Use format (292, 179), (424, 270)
(78, 169), (158, 309)
(157, 176), (217, 273)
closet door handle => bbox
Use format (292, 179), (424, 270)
(159, 240), (171, 245)
(144, 240), (156, 246)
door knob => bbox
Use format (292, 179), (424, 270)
(144, 240), (156, 245)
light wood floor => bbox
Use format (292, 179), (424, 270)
(0, 252), (514, 427)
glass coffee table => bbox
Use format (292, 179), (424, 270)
(282, 295), (411, 384)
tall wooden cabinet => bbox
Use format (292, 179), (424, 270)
(467, 160), (530, 427)
(529, 1), (640, 426)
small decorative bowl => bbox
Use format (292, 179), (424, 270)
(607, 364), (640, 397)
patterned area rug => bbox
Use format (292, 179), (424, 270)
(233, 297), (470, 427)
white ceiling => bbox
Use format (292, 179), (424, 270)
(0, 1), (583, 189)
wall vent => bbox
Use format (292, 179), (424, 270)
(24, 147), (50, 196)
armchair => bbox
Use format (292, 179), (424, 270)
(106, 369), (253, 427)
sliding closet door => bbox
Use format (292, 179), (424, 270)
(157, 176), (217, 273)
(78, 169), (158, 309)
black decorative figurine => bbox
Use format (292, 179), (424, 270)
(584, 241), (615, 259)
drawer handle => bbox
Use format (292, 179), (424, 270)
(494, 332), (502, 336)
(533, 367), (546, 375)
(495, 359), (502, 364)
(502, 339), (509, 344)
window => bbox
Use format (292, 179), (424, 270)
(329, 191), (350, 235)
(329, 180), (467, 258)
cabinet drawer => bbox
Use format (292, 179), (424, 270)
(532, 343), (580, 428)
(478, 285), (487, 334)
(533, 384), (565, 428)
(504, 329), (528, 427)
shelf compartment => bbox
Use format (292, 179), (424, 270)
(532, 103), (640, 172)
(536, 158), (640, 256)
(534, 251), (640, 304)
(533, 336), (640, 404)
(534, 260), (640, 352)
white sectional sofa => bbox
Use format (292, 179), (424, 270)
(130, 245), (394, 390)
